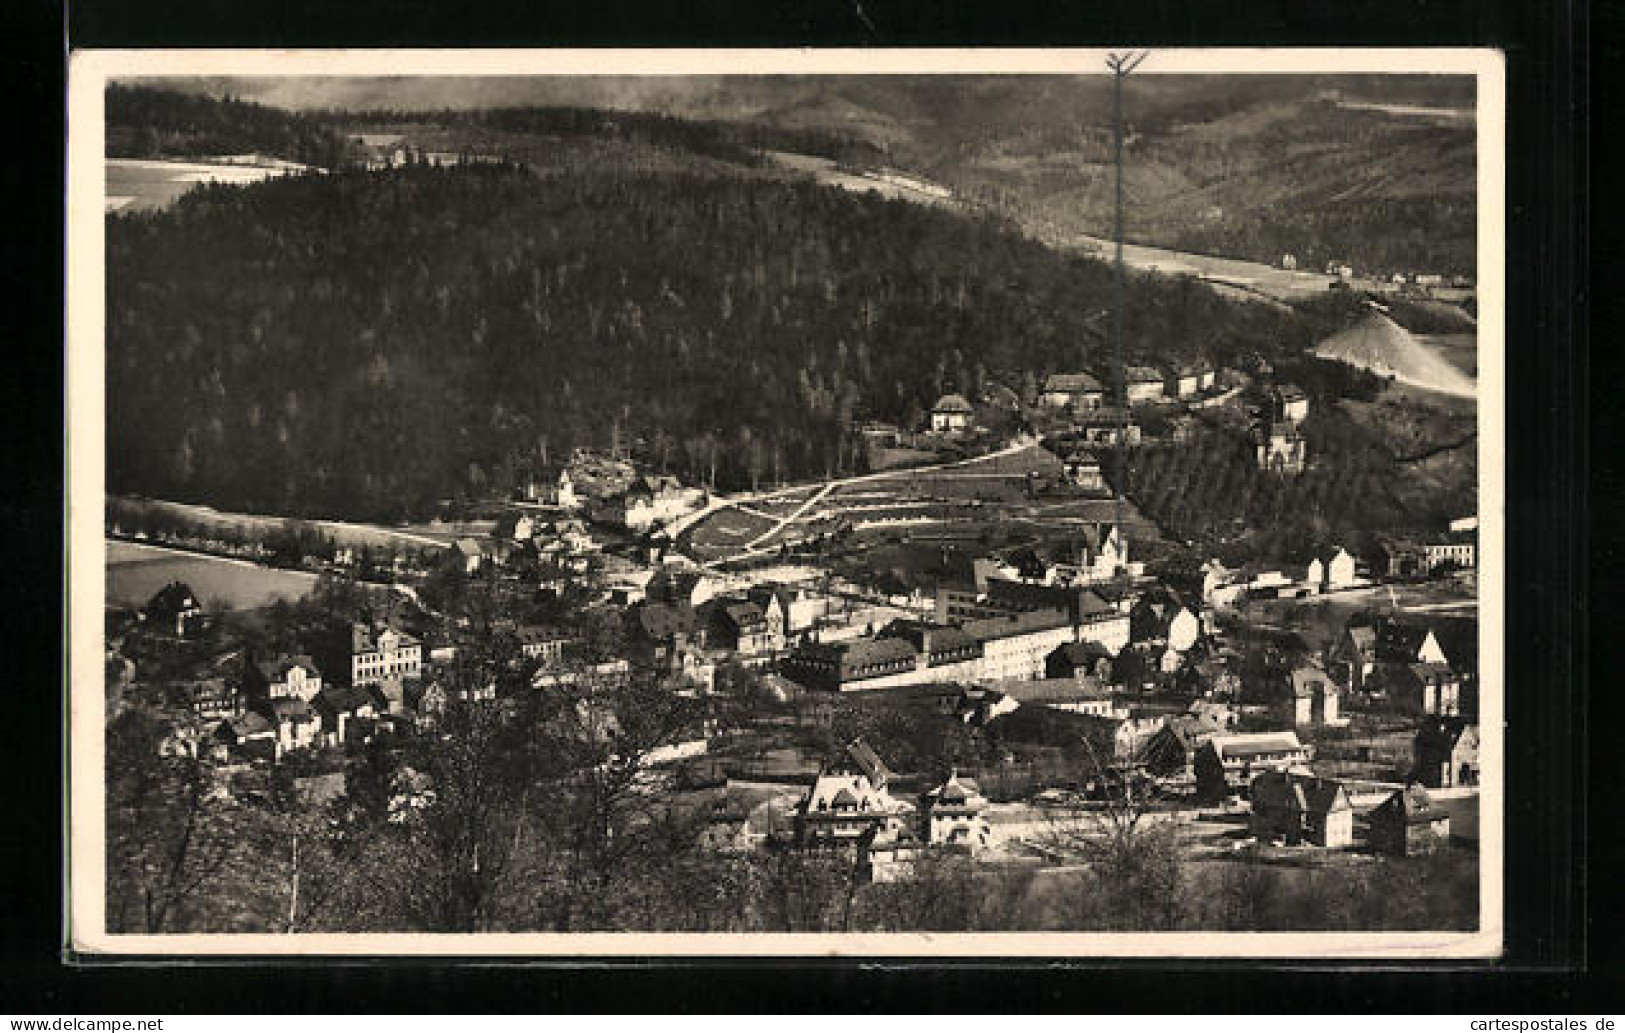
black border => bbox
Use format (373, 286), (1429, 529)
(5, 0), (1596, 1012)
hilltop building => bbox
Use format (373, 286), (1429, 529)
(1076, 408), (1142, 447)
(1257, 421), (1308, 475)
(1125, 366), (1167, 404)
(1040, 372), (1106, 411)
(929, 394), (974, 434)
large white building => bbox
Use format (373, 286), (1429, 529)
(349, 623), (423, 687)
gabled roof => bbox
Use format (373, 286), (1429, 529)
(315, 683), (374, 714)
(262, 697), (316, 723)
(256, 654), (319, 682)
(145, 581), (200, 615)
(1376, 783), (1445, 824)
(721, 601), (768, 631)
(1044, 372), (1105, 394)
(453, 537), (485, 556)
(222, 711), (273, 738)
(996, 676), (1111, 705)
(1289, 665), (1333, 698)
(1125, 365), (1165, 384)
(1207, 731), (1306, 758)
(839, 636), (919, 671)
(931, 393), (974, 414)
(1252, 770), (1349, 815)
(1050, 640), (1113, 668)
(516, 624), (570, 646)
(631, 601), (698, 641)
(844, 738), (891, 789)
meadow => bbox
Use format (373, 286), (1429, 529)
(106, 540), (317, 610)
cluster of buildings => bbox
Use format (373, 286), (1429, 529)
(1038, 363), (1219, 412)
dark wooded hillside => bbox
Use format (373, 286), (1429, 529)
(108, 163), (1325, 521)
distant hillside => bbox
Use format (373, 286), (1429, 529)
(107, 163), (1327, 522)
(106, 85), (360, 168)
(134, 75), (1478, 275)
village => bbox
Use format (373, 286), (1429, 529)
(106, 347), (1481, 917)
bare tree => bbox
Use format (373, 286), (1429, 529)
(1042, 737), (1184, 930)
(106, 708), (243, 932)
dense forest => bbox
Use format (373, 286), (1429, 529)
(106, 85), (361, 168)
(108, 162), (1325, 522)
(337, 104), (888, 169)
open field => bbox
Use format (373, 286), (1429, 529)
(107, 540), (317, 610)
(111, 496), (450, 552)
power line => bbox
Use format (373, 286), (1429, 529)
(1106, 50), (1148, 559)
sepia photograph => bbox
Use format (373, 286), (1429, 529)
(66, 48), (1504, 957)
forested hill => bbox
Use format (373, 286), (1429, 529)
(106, 85), (359, 168)
(108, 163), (1322, 523)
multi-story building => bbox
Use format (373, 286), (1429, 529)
(348, 623), (423, 687)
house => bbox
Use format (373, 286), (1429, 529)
(709, 599), (777, 657)
(187, 677), (239, 720)
(917, 772), (991, 853)
(1303, 547), (1359, 592)
(516, 625), (572, 665)
(1194, 359), (1217, 392)
(994, 675), (1116, 716)
(1045, 640), (1114, 682)
(1378, 662), (1462, 715)
(452, 538), (487, 574)
(1142, 712), (1226, 778)
(1368, 784), (1451, 855)
(213, 711), (276, 758)
(347, 623), (423, 687)
(795, 740), (909, 848)
(1076, 408), (1143, 446)
(1286, 665), (1343, 727)
(1249, 771), (1354, 848)
(1040, 372), (1106, 411)
(1257, 421), (1308, 475)
(1424, 531), (1477, 571)
(647, 565), (720, 608)
(1124, 366), (1166, 403)
(624, 600), (705, 665)
(523, 469), (579, 510)
(1164, 364), (1203, 399)
(313, 683), (381, 745)
(1329, 620), (1379, 692)
(1375, 620), (1450, 666)
(244, 654), (323, 703)
(255, 696), (323, 756)
(929, 393), (975, 434)
(745, 584), (800, 645)
(1129, 589), (1201, 652)
(1274, 384), (1310, 422)
(1061, 449), (1107, 491)
(1413, 718), (1480, 788)
(493, 512), (536, 543)
(601, 475), (697, 532)
(1193, 731), (1314, 802)
(1200, 559), (1245, 608)
(142, 581), (204, 637)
